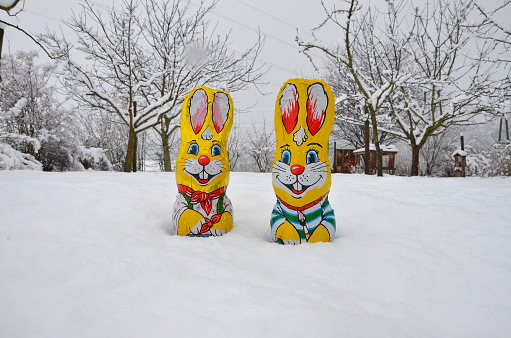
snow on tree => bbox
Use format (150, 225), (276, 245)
(0, 98), (42, 170)
(299, 0), (500, 176)
(468, 1), (511, 102)
(482, 143), (511, 177)
(385, 0), (498, 176)
(324, 61), (400, 149)
(38, 0), (266, 172)
(0, 51), (113, 172)
(297, 0), (414, 176)
(247, 120), (275, 173)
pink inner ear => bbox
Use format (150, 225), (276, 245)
(212, 92), (230, 133)
(190, 89), (208, 134)
(306, 83), (328, 136)
(280, 84), (299, 134)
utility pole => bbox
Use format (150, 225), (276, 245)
(0, 27), (4, 82)
(498, 113), (510, 143)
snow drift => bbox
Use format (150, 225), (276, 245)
(1, 171), (510, 337)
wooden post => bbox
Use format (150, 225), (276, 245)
(132, 101), (137, 172)
(333, 142), (337, 173)
(461, 134), (465, 177)
(364, 117), (370, 175)
(454, 134), (466, 178)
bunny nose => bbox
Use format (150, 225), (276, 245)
(198, 155), (210, 166)
(290, 164), (304, 175)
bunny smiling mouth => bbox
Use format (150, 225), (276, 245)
(186, 170), (220, 185)
(280, 175), (323, 195)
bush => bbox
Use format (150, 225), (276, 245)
(0, 143), (42, 170)
(482, 143), (511, 177)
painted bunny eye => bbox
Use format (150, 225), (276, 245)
(211, 145), (221, 157)
(306, 150), (318, 164)
(281, 150), (291, 165)
(187, 143), (199, 156)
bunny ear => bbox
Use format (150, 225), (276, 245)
(212, 92), (230, 133)
(279, 84), (299, 134)
(189, 89), (209, 134)
(306, 83), (328, 136)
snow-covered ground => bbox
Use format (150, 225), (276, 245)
(1, 171), (510, 337)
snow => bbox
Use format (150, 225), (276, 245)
(453, 149), (468, 157)
(334, 94), (348, 105)
(354, 143), (399, 153)
(1, 171), (511, 336)
(0, 143), (42, 170)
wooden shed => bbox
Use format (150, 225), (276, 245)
(353, 144), (398, 175)
(333, 148), (356, 173)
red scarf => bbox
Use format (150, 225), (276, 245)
(177, 184), (227, 215)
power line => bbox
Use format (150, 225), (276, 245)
(85, 0), (313, 77)
(23, 9), (63, 23)
(21, 1), (318, 85)
(234, 0), (315, 40)
(188, 1), (303, 52)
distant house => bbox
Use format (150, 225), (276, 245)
(333, 148), (356, 173)
(353, 144), (398, 175)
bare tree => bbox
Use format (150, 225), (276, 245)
(468, 1), (511, 109)
(247, 120), (275, 173)
(300, 0), (500, 176)
(227, 121), (247, 171)
(38, 0), (266, 172)
(298, 0), (413, 176)
(325, 61), (400, 149)
(140, 0), (266, 171)
(385, 0), (497, 176)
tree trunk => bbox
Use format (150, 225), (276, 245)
(124, 127), (136, 172)
(374, 140), (383, 177)
(364, 119), (370, 175)
(368, 107), (383, 177)
(411, 143), (420, 176)
(132, 133), (138, 172)
(162, 131), (172, 172)
(132, 101), (137, 172)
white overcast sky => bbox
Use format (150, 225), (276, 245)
(1, 0), (508, 126)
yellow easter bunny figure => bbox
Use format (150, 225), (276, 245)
(271, 79), (336, 244)
(172, 86), (233, 237)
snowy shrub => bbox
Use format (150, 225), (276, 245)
(36, 133), (113, 172)
(0, 98), (43, 171)
(76, 147), (113, 171)
(482, 143), (511, 177)
(466, 152), (489, 177)
(0, 143), (42, 170)
(36, 132), (77, 172)
(420, 138), (489, 177)
(0, 52), (115, 172)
